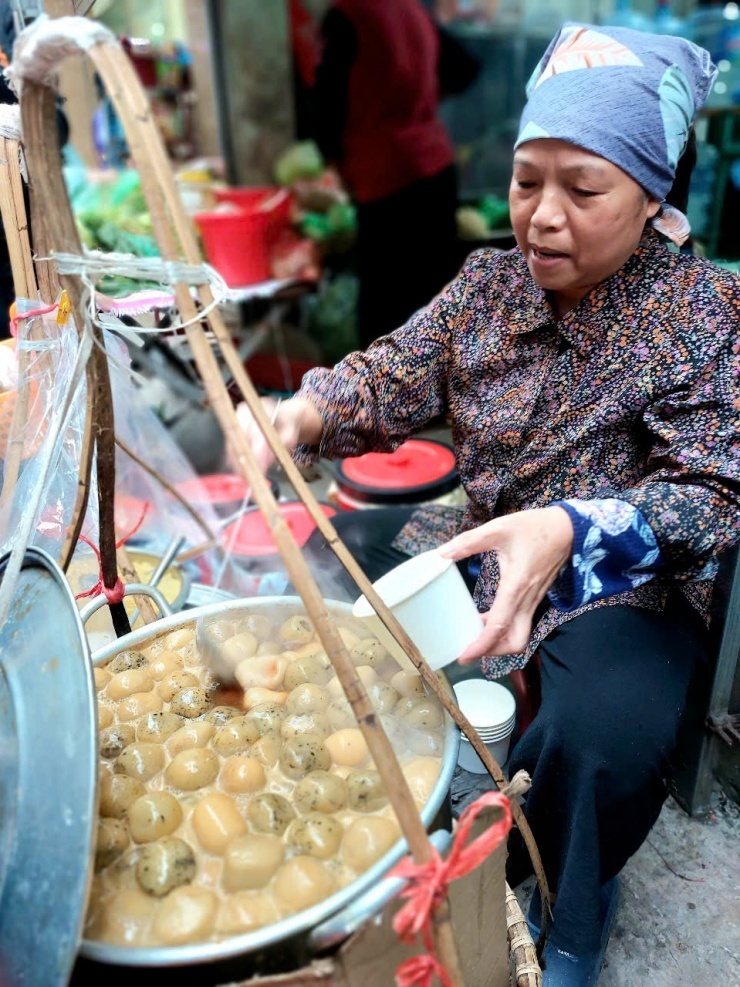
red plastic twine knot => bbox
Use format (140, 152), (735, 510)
(390, 789), (514, 987)
(395, 954), (449, 987)
(9, 302), (59, 338)
(74, 501), (150, 604)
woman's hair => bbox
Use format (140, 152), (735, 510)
(664, 128), (698, 215)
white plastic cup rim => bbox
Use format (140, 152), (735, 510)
(461, 715), (516, 735)
(453, 678), (516, 728)
(462, 721), (516, 740)
(460, 723), (514, 744)
(353, 550), (454, 614)
(460, 720), (517, 736)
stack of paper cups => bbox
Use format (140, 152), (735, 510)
(453, 678), (517, 774)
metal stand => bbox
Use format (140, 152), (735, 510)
(671, 546), (740, 815)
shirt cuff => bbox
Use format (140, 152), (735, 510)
(548, 498), (664, 612)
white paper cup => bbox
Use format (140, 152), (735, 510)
(352, 550), (485, 672)
(457, 731), (514, 774)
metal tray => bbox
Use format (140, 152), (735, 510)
(0, 547), (97, 987)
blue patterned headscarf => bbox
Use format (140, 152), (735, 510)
(515, 23), (717, 243)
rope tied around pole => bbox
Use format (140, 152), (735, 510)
(75, 501), (150, 604)
(390, 790), (514, 987)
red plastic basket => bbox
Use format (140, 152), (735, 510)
(195, 187), (293, 287)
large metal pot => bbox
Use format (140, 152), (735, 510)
(76, 597), (460, 982)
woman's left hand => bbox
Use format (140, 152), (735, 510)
(437, 506), (574, 662)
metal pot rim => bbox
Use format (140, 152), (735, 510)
(83, 596), (460, 967)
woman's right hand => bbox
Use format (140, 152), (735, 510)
(227, 396), (324, 474)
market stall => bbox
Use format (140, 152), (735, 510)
(0, 12), (543, 987)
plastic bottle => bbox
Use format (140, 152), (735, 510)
(602, 0), (652, 32)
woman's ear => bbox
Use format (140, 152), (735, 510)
(646, 198), (661, 220)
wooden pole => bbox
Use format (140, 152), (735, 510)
(20, 79), (129, 636)
(90, 41), (466, 983)
(88, 38), (552, 918)
(95, 30), (552, 944)
(506, 884), (542, 986)
(117, 542), (159, 625)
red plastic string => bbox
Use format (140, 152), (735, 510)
(9, 302), (59, 338)
(395, 954), (449, 987)
(390, 789), (514, 987)
(74, 501), (150, 604)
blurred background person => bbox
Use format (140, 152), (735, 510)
(311, 0), (479, 348)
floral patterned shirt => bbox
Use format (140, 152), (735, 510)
(296, 230), (740, 677)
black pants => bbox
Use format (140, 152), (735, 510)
(355, 165), (460, 348)
(301, 506), (708, 955)
(506, 598), (706, 953)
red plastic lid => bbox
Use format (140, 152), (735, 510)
(176, 474), (248, 504)
(336, 439), (458, 505)
(222, 501), (337, 557)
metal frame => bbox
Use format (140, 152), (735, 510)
(671, 547), (740, 815)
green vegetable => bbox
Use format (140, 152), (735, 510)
(274, 141), (325, 187)
(478, 194), (510, 230)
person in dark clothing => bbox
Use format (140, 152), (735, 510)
(311, 0), (479, 348)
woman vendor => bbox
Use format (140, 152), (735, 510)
(233, 23), (739, 985)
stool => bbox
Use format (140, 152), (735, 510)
(508, 652), (542, 738)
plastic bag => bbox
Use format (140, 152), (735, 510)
(0, 304), (92, 561)
(0, 310), (256, 642)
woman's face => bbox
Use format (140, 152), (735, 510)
(509, 139), (661, 316)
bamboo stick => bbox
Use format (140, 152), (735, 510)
(20, 79), (129, 636)
(81, 41), (550, 915)
(90, 41), (466, 984)
(89, 40), (552, 923)
(0, 136), (35, 294)
(506, 884), (542, 987)
(19, 82), (94, 572)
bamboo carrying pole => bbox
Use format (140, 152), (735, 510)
(88, 44), (467, 983)
(507, 885), (543, 987)
(20, 81), (130, 637)
(86, 42), (551, 933)
(13, 16), (545, 977)
(15, 25), (464, 983)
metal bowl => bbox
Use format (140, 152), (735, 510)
(79, 597), (460, 977)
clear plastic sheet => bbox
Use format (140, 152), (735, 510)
(0, 308), (255, 641)
(0, 303), (91, 560)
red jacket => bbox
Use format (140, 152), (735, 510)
(329, 0), (455, 204)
